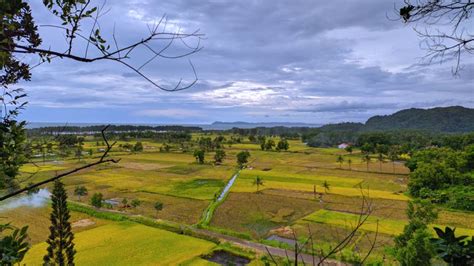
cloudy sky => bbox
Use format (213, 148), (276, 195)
(19, 0), (474, 125)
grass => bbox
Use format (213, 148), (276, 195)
(0, 205), (109, 244)
(22, 222), (216, 265)
(20, 163), (67, 173)
(211, 192), (320, 237)
(8, 136), (473, 264)
(302, 209), (474, 236)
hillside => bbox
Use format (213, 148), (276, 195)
(364, 106), (474, 132)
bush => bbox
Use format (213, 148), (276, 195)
(90, 193), (103, 208)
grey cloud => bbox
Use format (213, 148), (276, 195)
(20, 0), (474, 124)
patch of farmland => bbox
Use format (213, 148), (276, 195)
(22, 222), (216, 265)
(211, 192), (320, 237)
(301, 209), (474, 236)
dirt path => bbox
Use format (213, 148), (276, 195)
(195, 228), (348, 266)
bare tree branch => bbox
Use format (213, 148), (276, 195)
(398, 0), (473, 75)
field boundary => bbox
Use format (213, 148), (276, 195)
(198, 170), (240, 226)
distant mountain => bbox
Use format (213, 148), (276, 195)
(209, 121), (322, 130)
(364, 106), (474, 132)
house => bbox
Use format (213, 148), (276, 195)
(338, 143), (350, 149)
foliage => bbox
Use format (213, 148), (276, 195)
(193, 149), (205, 164)
(253, 176), (263, 192)
(236, 151), (251, 167)
(90, 193), (103, 208)
(406, 147), (474, 211)
(276, 139), (289, 151)
(43, 180), (76, 265)
(133, 142), (143, 152)
(430, 226), (474, 265)
(365, 106), (474, 132)
(0, 119), (27, 190)
(73, 186), (88, 201)
(0, 224), (29, 265)
(214, 149), (226, 164)
(394, 200), (438, 265)
(336, 155), (344, 168)
(131, 199), (141, 208)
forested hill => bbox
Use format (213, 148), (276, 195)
(363, 106), (474, 132)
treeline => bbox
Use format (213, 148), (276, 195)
(27, 125), (202, 136)
(304, 129), (474, 151)
(406, 146), (474, 211)
(221, 127), (312, 139)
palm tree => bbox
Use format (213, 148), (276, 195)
(323, 180), (330, 193)
(254, 176), (264, 193)
(347, 158), (352, 170)
(388, 147), (399, 174)
(74, 186), (88, 201)
(336, 155), (344, 169)
(377, 153), (384, 172)
(362, 153), (371, 172)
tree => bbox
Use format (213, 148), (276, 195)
(276, 139), (289, 151)
(73, 186), (88, 201)
(0, 118), (27, 191)
(75, 138), (84, 162)
(214, 149), (226, 164)
(394, 200), (438, 266)
(377, 153), (384, 172)
(399, 0), (473, 75)
(345, 146), (353, 154)
(121, 198), (129, 208)
(131, 199), (141, 208)
(43, 180), (76, 265)
(90, 193), (103, 209)
(0, 224), (29, 265)
(154, 202), (163, 218)
(430, 226), (474, 265)
(336, 155), (344, 169)
(323, 180), (330, 193)
(388, 148), (399, 174)
(347, 158), (352, 170)
(236, 151), (251, 168)
(254, 176), (264, 192)
(193, 149), (205, 164)
(362, 153), (371, 172)
(133, 142), (143, 152)
(248, 135), (256, 143)
(264, 139), (276, 151)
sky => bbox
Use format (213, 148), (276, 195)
(18, 0), (474, 125)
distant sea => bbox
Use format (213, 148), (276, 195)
(26, 121), (322, 130)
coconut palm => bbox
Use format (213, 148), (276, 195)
(254, 176), (264, 193)
(388, 147), (399, 173)
(362, 153), (371, 172)
(74, 186), (88, 201)
(323, 180), (330, 193)
(377, 153), (384, 172)
(336, 155), (344, 169)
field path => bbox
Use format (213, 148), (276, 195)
(195, 227), (348, 266)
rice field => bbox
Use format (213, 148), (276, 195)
(6, 135), (473, 264)
(22, 222), (216, 265)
